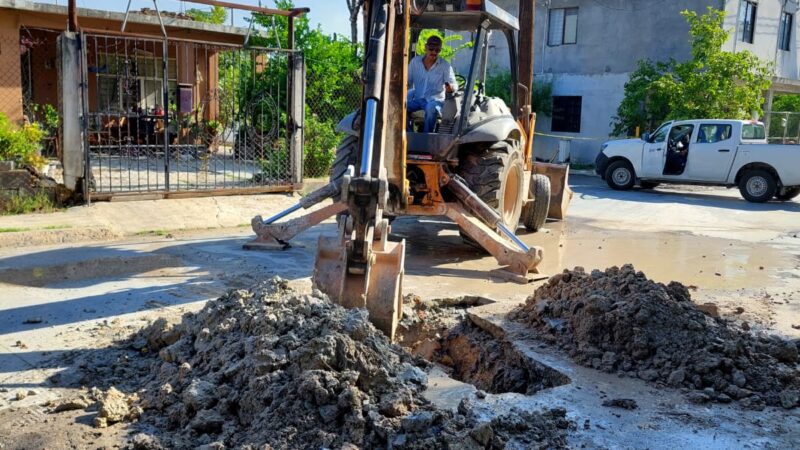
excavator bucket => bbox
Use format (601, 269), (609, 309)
(313, 235), (405, 340)
(533, 162), (573, 220)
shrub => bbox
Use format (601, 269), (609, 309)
(0, 190), (56, 215)
(0, 113), (45, 167)
(303, 114), (339, 178)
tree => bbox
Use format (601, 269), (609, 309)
(345, 0), (365, 45)
(186, 6), (227, 25)
(772, 94), (800, 112)
(612, 7), (772, 136)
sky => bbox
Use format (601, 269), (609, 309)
(41, 0), (354, 37)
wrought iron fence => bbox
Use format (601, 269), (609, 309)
(764, 111), (800, 144)
(81, 33), (302, 196)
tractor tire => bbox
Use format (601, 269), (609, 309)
(738, 169), (777, 203)
(639, 181), (660, 190)
(521, 174), (551, 232)
(329, 135), (359, 201)
(605, 160), (636, 190)
(458, 140), (525, 230)
(775, 186), (800, 201)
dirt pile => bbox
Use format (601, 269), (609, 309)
(512, 265), (800, 410)
(121, 279), (572, 449)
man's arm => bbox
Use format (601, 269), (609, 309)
(445, 64), (456, 93)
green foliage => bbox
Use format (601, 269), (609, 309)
(1, 190), (56, 215)
(204, 120), (223, 136)
(186, 6), (227, 25)
(240, 0), (361, 177)
(483, 70), (553, 117)
(29, 103), (59, 135)
(0, 113), (45, 166)
(532, 80), (554, 117)
(303, 113), (339, 178)
(612, 7), (772, 136)
(485, 70), (512, 105)
(416, 29), (472, 63)
(771, 94), (800, 112)
(259, 145), (289, 180)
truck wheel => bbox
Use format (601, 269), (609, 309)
(329, 135), (358, 201)
(639, 181), (660, 190)
(605, 160), (635, 190)
(522, 174), (551, 232)
(458, 141), (525, 229)
(738, 169), (777, 203)
(775, 186), (800, 201)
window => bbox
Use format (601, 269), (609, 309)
(95, 53), (177, 113)
(779, 12), (793, 51)
(551, 96), (582, 133)
(739, 1), (757, 44)
(651, 122), (671, 143)
(742, 123), (766, 140)
(697, 124), (732, 143)
(548, 7), (578, 46)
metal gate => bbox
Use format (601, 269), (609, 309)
(80, 33), (303, 197)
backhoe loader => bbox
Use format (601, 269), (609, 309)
(248, 0), (572, 340)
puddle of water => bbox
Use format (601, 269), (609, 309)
(396, 218), (790, 295)
(535, 221), (787, 290)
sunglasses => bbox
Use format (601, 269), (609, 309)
(426, 46), (442, 53)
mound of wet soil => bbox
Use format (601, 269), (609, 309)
(512, 265), (800, 410)
(114, 279), (572, 449)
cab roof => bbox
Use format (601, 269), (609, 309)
(411, 0), (518, 32)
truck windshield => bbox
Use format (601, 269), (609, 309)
(742, 123), (766, 140)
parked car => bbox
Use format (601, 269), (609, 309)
(595, 119), (800, 202)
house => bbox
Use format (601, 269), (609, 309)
(0, 0), (249, 128)
(484, 0), (800, 164)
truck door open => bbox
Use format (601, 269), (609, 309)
(641, 123), (670, 178)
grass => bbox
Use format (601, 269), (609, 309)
(1, 190), (58, 215)
(136, 229), (170, 236)
(569, 163), (596, 171)
(0, 227), (30, 233)
(0, 224), (72, 233)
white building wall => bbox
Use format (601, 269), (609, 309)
(722, 0), (800, 83)
(533, 73), (629, 164)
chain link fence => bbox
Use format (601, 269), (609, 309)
(302, 68), (362, 179)
(765, 111), (800, 144)
(0, 31), (23, 127)
(20, 28), (62, 159)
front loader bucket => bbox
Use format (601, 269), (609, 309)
(312, 236), (405, 340)
(533, 162), (573, 220)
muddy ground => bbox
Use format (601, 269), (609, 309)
(1, 175), (799, 448)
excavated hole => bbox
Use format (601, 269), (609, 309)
(398, 296), (570, 395)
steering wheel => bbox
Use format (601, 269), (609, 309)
(454, 74), (467, 91)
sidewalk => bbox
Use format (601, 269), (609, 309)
(0, 192), (299, 248)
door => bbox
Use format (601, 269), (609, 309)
(687, 123), (737, 181)
(641, 122), (670, 177)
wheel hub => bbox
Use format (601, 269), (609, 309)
(747, 176), (768, 197)
(612, 167), (631, 185)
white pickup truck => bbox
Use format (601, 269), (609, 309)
(595, 119), (800, 202)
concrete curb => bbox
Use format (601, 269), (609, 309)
(0, 193), (299, 249)
(569, 169), (600, 177)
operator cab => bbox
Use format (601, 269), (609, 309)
(406, 0), (521, 160)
